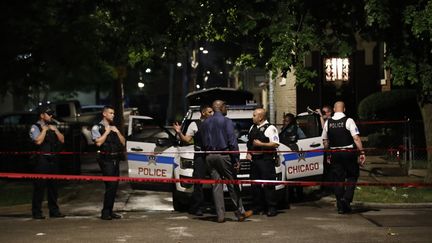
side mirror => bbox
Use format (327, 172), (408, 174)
(156, 138), (172, 147)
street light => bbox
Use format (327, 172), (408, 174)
(137, 82), (145, 89)
(177, 62), (182, 68)
(145, 68), (151, 73)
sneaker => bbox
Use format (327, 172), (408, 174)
(111, 213), (122, 219)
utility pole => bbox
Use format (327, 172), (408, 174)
(269, 70), (275, 124)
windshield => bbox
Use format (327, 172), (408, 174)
(129, 118), (171, 143)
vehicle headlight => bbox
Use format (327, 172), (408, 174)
(180, 157), (194, 169)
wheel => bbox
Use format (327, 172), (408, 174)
(172, 190), (189, 212)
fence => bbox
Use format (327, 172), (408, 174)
(357, 119), (427, 171)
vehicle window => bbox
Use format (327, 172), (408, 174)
(129, 118), (170, 142)
(56, 104), (70, 117)
(2, 115), (20, 125)
(297, 114), (322, 138)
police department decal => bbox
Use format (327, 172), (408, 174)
(297, 149), (306, 162)
(148, 155), (157, 165)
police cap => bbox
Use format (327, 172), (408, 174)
(38, 106), (55, 116)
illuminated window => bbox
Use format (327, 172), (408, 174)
(324, 58), (349, 81)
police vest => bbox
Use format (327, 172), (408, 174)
(247, 123), (276, 153)
(327, 117), (354, 148)
(96, 124), (123, 153)
(34, 123), (62, 153)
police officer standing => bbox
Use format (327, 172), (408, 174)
(29, 106), (65, 219)
(322, 101), (366, 214)
(173, 104), (213, 216)
(91, 105), (125, 220)
(200, 100), (253, 223)
(247, 108), (280, 217)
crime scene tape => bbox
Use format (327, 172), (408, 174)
(2, 147), (431, 156)
(1, 172), (432, 187)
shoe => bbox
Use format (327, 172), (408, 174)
(237, 210), (253, 222)
(111, 213), (122, 219)
(217, 218), (225, 223)
(188, 209), (204, 216)
(337, 199), (352, 214)
(101, 214), (112, 220)
(267, 208), (277, 217)
(33, 215), (46, 220)
(50, 212), (66, 218)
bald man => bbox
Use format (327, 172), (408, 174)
(200, 100), (253, 223)
(246, 108), (280, 217)
(322, 101), (366, 214)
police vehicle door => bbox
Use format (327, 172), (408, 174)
(283, 113), (324, 180)
(126, 116), (177, 181)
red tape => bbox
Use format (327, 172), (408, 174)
(0, 172), (431, 188)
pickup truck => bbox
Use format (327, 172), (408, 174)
(126, 88), (325, 211)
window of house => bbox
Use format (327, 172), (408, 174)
(324, 58), (350, 81)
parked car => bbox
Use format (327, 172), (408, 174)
(126, 88), (325, 211)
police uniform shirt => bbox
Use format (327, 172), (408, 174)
(185, 121), (198, 137)
(29, 120), (45, 141)
(91, 120), (107, 140)
(321, 112), (360, 148)
(249, 120), (280, 145)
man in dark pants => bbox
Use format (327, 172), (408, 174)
(322, 101), (366, 214)
(247, 108), (280, 217)
(173, 104), (213, 216)
(200, 100), (253, 223)
(29, 106), (65, 219)
(92, 105), (125, 220)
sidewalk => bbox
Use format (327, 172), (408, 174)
(320, 155), (432, 209)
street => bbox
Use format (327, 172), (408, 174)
(1, 180), (431, 243)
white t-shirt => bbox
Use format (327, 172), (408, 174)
(185, 121), (198, 137)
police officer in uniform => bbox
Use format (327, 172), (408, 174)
(247, 108), (280, 217)
(173, 104), (213, 216)
(322, 101), (366, 214)
(29, 106), (65, 219)
(91, 105), (125, 220)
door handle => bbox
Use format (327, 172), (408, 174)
(131, 147), (143, 151)
(310, 143), (321, 148)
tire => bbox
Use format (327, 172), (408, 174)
(172, 190), (189, 212)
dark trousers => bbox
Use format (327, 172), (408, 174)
(330, 150), (359, 203)
(251, 156), (277, 210)
(32, 155), (60, 216)
(206, 154), (245, 219)
(190, 154), (207, 212)
(98, 157), (120, 216)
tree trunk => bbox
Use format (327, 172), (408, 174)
(113, 66), (126, 135)
(420, 102), (432, 183)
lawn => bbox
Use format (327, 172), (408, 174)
(354, 186), (432, 203)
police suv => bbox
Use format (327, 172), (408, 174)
(126, 88), (324, 210)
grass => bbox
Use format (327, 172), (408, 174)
(354, 186), (432, 203)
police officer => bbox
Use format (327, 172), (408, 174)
(247, 108), (280, 217)
(173, 104), (213, 216)
(91, 105), (125, 220)
(279, 113), (306, 150)
(322, 101), (366, 214)
(200, 100), (253, 223)
(29, 106), (65, 219)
